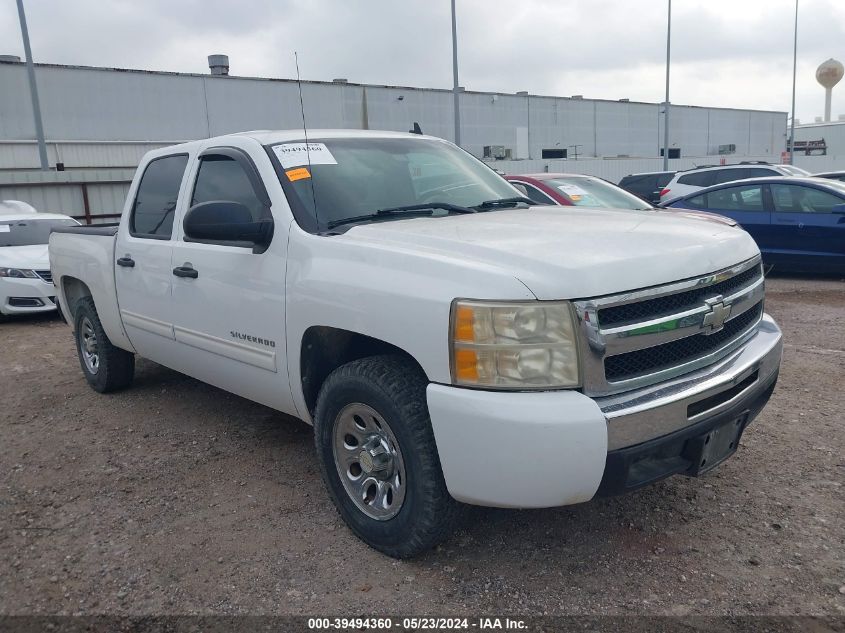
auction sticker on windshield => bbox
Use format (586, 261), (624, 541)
(0, 225), (10, 232)
(558, 184), (588, 197)
(272, 143), (338, 169)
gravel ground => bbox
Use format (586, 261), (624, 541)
(1, 276), (843, 617)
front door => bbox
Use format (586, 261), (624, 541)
(699, 182), (774, 255)
(168, 142), (291, 412)
(115, 153), (189, 359)
(769, 183), (845, 271)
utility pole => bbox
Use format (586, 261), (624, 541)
(789, 0), (798, 165)
(16, 0), (49, 171)
(450, 0), (461, 147)
(662, 0), (672, 171)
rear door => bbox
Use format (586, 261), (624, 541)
(769, 183), (845, 271)
(697, 183), (774, 253)
(114, 153), (189, 359)
(167, 139), (292, 412)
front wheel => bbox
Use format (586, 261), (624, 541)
(313, 355), (460, 558)
(74, 297), (135, 393)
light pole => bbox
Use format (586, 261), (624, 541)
(789, 0), (798, 165)
(662, 0), (671, 171)
(450, 0), (461, 147)
(15, 0), (49, 171)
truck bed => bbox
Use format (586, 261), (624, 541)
(48, 226), (134, 352)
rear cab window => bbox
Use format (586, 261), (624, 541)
(129, 154), (189, 239)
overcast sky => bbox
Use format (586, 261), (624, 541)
(2, 0), (844, 122)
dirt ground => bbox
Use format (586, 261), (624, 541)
(1, 276), (843, 617)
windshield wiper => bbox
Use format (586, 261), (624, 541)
(472, 196), (534, 210)
(325, 202), (475, 230)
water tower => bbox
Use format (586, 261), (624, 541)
(816, 58), (844, 122)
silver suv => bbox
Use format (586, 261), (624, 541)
(660, 162), (809, 203)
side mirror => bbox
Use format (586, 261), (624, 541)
(831, 203), (845, 214)
(183, 201), (273, 252)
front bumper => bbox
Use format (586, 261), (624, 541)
(0, 277), (58, 315)
(426, 314), (782, 508)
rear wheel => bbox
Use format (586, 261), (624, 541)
(313, 355), (460, 558)
(74, 297), (134, 393)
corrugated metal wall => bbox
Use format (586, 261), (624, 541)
(0, 169), (134, 222)
(1, 61), (787, 168)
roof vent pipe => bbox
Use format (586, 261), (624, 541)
(332, 78), (348, 83)
(208, 54), (229, 76)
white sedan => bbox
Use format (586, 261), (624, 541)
(0, 202), (79, 316)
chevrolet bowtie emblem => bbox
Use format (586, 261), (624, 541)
(702, 296), (731, 334)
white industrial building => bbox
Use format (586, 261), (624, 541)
(793, 119), (845, 159)
(0, 60), (788, 166)
(0, 58), (800, 220)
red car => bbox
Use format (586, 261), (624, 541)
(505, 173), (653, 210)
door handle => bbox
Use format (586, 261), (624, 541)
(116, 256), (135, 268)
(172, 265), (198, 279)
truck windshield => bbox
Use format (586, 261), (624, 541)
(268, 137), (521, 230)
(0, 218), (78, 247)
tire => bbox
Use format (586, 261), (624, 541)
(313, 354), (461, 558)
(73, 297), (135, 393)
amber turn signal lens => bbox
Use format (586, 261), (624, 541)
(454, 348), (479, 381)
(454, 304), (476, 342)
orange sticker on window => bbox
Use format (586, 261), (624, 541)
(286, 167), (311, 182)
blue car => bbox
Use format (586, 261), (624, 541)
(662, 176), (845, 273)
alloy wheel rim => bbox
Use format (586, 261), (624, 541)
(331, 403), (406, 521)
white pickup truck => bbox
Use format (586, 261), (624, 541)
(49, 130), (783, 557)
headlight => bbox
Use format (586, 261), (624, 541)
(450, 299), (581, 389)
(0, 268), (38, 279)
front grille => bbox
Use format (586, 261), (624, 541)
(598, 264), (761, 327)
(34, 270), (53, 283)
(604, 302), (763, 382)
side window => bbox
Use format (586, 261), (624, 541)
(520, 183), (555, 205)
(655, 173), (674, 188)
(619, 175), (647, 193)
(130, 154), (189, 238)
(706, 184), (764, 211)
(677, 171), (716, 187)
(745, 168), (777, 178)
(771, 185), (843, 213)
(191, 155), (266, 221)
(713, 168), (750, 184)
(687, 193), (707, 208)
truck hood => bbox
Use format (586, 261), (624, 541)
(0, 244), (49, 270)
(338, 206), (760, 299)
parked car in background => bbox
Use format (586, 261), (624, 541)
(1, 203), (79, 316)
(618, 171), (675, 205)
(662, 177), (845, 273)
(812, 171), (845, 183)
(660, 163), (810, 204)
(505, 173), (653, 210)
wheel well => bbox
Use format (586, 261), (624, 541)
(300, 326), (425, 416)
(61, 277), (93, 323)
